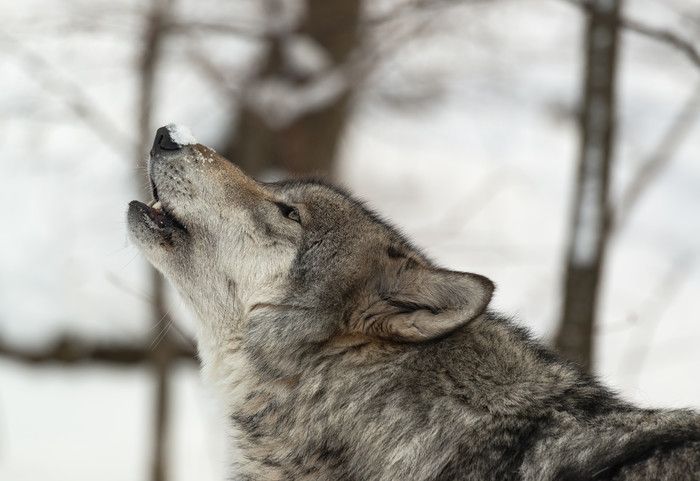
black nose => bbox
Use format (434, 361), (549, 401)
(151, 126), (182, 154)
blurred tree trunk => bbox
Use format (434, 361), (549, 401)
(223, 0), (361, 176)
(136, 2), (173, 481)
(554, 0), (623, 372)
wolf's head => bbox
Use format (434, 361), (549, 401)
(128, 125), (494, 376)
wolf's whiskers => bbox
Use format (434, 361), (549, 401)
(149, 311), (173, 351)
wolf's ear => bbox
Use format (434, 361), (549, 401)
(359, 262), (495, 342)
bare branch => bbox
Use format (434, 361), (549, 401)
(623, 18), (700, 69)
(614, 83), (700, 231)
(0, 335), (197, 366)
(0, 31), (134, 157)
(163, 19), (264, 39)
(365, 0), (492, 27)
(184, 47), (246, 97)
(563, 0), (700, 70)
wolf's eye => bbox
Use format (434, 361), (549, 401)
(275, 202), (301, 223)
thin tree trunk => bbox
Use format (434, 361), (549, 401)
(135, 2), (172, 481)
(149, 271), (171, 481)
(554, 0), (624, 371)
(223, 0), (361, 176)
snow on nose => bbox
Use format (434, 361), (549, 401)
(151, 124), (197, 155)
(166, 123), (196, 146)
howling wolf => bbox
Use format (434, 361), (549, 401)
(128, 125), (700, 481)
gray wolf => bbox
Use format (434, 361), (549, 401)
(128, 125), (700, 480)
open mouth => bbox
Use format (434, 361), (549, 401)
(129, 124), (194, 237)
(130, 181), (187, 233)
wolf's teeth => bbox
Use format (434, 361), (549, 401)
(148, 200), (156, 207)
(152, 201), (162, 210)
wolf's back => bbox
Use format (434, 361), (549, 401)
(523, 408), (700, 481)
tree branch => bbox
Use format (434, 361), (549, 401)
(0, 31), (134, 157)
(184, 47), (246, 97)
(365, 0), (492, 26)
(163, 19), (264, 39)
(623, 18), (700, 69)
(563, 0), (700, 70)
(614, 83), (700, 231)
(0, 335), (196, 366)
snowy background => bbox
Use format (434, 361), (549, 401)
(1, 0), (699, 480)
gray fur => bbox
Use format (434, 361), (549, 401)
(128, 131), (700, 480)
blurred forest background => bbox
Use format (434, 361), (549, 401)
(1, 0), (699, 480)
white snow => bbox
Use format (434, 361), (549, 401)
(167, 123), (197, 146)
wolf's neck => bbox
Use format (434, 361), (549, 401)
(446, 313), (621, 416)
